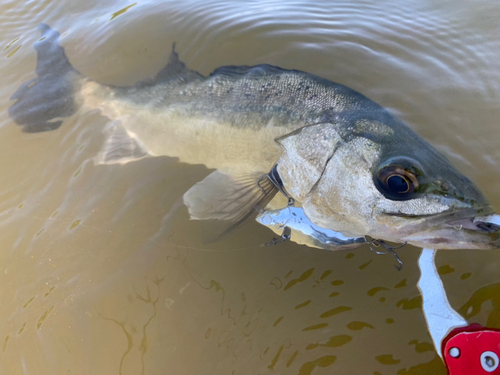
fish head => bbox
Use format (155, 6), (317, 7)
(275, 115), (499, 250)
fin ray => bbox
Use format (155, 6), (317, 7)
(94, 121), (151, 165)
(136, 44), (202, 87)
(183, 170), (279, 239)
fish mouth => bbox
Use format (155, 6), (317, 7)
(448, 215), (500, 233)
(400, 206), (500, 250)
(432, 205), (496, 230)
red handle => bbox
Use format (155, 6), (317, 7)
(443, 324), (500, 374)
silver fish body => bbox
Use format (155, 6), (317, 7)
(9, 25), (500, 250)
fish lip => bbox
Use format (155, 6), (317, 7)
(474, 214), (500, 227)
(386, 204), (499, 236)
(441, 206), (499, 233)
(400, 207), (500, 249)
(382, 204), (495, 223)
(446, 217), (499, 234)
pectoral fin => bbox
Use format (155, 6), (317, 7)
(183, 169), (279, 236)
(94, 121), (151, 165)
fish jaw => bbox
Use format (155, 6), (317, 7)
(393, 208), (500, 250)
(402, 226), (500, 250)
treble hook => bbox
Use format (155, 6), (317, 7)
(257, 164), (295, 207)
(365, 236), (406, 271)
(264, 226), (292, 247)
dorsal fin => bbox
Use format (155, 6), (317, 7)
(210, 64), (286, 78)
(136, 44), (202, 87)
(210, 65), (254, 77)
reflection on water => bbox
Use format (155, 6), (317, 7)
(1, 0), (500, 374)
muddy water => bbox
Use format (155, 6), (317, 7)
(1, 0), (500, 374)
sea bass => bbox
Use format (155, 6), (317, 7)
(9, 25), (500, 249)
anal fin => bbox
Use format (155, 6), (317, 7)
(94, 121), (151, 165)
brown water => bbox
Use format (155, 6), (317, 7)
(1, 1), (500, 374)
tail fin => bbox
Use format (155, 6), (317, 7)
(9, 24), (81, 133)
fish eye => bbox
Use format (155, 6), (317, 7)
(387, 174), (411, 194)
(481, 351), (499, 372)
(375, 164), (419, 200)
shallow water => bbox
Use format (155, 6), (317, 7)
(1, 0), (500, 374)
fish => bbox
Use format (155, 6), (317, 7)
(8, 24), (500, 249)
